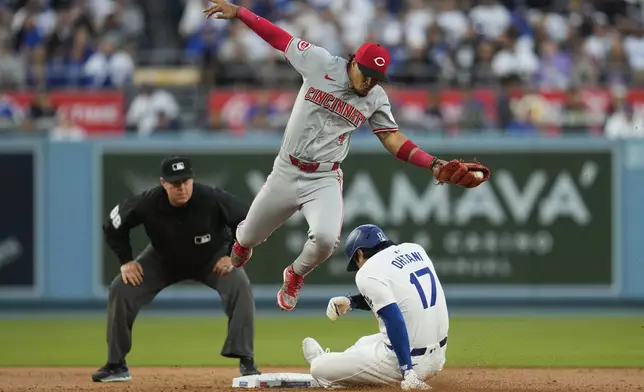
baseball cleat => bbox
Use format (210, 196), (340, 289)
(91, 363), (131, 382)
(231, 241), (253, 267)
(277, 265), (304, 311)
(239, 357), (262, 376)
(302, 337), (328, 365)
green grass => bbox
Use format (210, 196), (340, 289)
(0, 315), (642, 367)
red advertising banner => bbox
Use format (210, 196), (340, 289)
(208, 87), (500, 134)
(506, 88), (612, 134)
(207, 89), (296, 134)
(384, 87), (497, 134)
(5, 91), (125, 134)
(208, 87), (644, 134)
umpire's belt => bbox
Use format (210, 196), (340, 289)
(282, 150), (340, 173)
(386, 337), (447, 357)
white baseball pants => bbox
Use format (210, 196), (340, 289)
(310, 333), (447, 388)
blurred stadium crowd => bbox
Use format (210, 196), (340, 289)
(2, 0), (644, 139)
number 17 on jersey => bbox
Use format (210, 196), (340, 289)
(409, 267), (437, 309)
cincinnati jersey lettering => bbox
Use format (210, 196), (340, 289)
(304, 87), (367, 128)
(280, 37), (399, 162)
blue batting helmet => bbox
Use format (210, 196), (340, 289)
(344, 224), (389, 272)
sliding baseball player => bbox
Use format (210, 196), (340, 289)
(302, 224), (448, 389)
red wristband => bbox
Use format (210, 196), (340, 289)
(396, 140), (436, 169)
(409, 149), (436, 170)
(396, 140), (417, 161)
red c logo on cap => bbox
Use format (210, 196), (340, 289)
(374, 57), (385, 67)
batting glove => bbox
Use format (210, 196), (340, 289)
(326, 296), (352, 321)
(401, 369), (431, 390)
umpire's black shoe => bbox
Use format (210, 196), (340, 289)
(92, 362), (132, 382)
(239, 357), (261, 376)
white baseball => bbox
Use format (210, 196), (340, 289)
(472, 171), (484, 180)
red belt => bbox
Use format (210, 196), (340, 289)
(289, 155), (340, 173)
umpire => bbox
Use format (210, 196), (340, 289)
(92, 156), (260, 382)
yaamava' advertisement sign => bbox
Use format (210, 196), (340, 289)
(100, 149), (612, 287)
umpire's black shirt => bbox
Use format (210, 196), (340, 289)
(103, 183), (248, 273)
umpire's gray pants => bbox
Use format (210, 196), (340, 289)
(106, 245), (255, 364)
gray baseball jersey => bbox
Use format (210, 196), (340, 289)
(281, 37), (399, 163)
(235, 36), (400, 294)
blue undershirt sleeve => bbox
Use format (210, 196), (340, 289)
(377, 303), (413, 372)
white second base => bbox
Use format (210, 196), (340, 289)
(232, 372), (320, 388)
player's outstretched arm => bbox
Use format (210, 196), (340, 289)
(203, 0), (292, 52)
(204, 0), (333, 78)
(376, 130), (440, 173)
(369, 92), (490, 188)
(376, 130), (491, 188)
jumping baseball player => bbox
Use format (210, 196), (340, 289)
(203, 0), (491, 311)
(302, 224), (448, 390)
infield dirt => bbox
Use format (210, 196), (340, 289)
(1, 367), (642, 392)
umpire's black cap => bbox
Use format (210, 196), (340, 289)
(161, 156), (194, 183)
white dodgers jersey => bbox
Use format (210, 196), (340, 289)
(355, 243), (449, 349)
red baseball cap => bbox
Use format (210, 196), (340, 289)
(354, 42), (391, 82)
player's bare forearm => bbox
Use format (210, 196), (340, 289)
(376, 131), (439, 171)
(376, 130), (408, 155)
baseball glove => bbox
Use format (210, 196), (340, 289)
(431, 159), (491, 188)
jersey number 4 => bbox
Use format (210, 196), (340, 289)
(409, 267), (437, 309)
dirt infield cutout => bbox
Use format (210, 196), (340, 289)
(0, 367), (642, 391)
